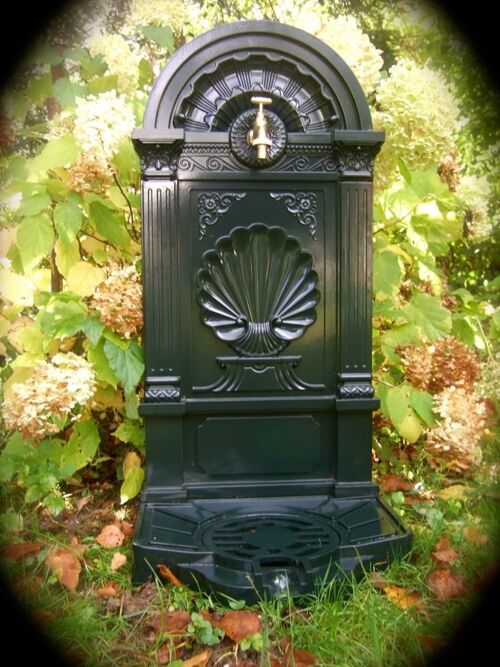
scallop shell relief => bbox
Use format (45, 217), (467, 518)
(196, 224), (320, 356)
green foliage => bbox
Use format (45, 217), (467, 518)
(0, 0), (497, 515)
(187, 612), (225, 646)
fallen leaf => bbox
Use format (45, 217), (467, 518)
(437, 484), (468, 501)
(379, 474), (413, 493)
(427, 568), (466, 600)
(69, 535), (90, 559)
(368, 571), (386, 589)
(156, 642), (177, 665)
(182, 649), (212, 667)
(273, 638), (318, 667)
(212, 610), (262, 642)
(96, 524), (125, 548)
(75, 494), (92, 513)
(0, 541), (44, 561)
(146, 610), (191, 634)
(110, 552), (127, 571)
(418, 634), (449, 651)
(97, 581), (122, 597)
(45, 548), (81, 591)
(157, 563), (184, 587)
(463, 526), (488, 545)
(120, 520), (134, 537)
(382, 584), (425, 611)
(113, 517), (134, 538)
(432, 535), (458, 565)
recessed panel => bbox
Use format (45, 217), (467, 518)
(196, 415), (321, 476)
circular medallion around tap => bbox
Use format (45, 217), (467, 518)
(229, 97), (286, 168)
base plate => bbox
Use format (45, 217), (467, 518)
(133, 495), (411, 602)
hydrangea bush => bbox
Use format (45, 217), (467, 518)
(0, 0), (497, 514)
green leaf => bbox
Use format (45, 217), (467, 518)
(397, 158), (412, 185)
(0, 433), (32, 482)
(81, 317), (105, 346)
(60, 420), (99, 477)
(67, 261), (105, 297)
(87, 75), (119, 95)
(0, 269), (34, 307)
(26, 74), (52, 103)
(381, 323), (420, 363)
(408, 169), (447, 199)
(386, 385), (423, 443)
(87, 340), (119, 388)
(52, 77), (86, 107)
(54, 202), (83, 244)
(141, 25), (174, 50)
(29, 43), (63, 65)
(43, 493), (66, 516)
(402, 293), (451, 341)
(30, 135), (79, 173)
(17, 214), (55, 269)
(120, 466), (144, 504)
(54, 238), (80, 278)
(18, 191), (50, 216)
(39, 298), (87, 338)
(373, 250), (403, 299)
(103, 340), (144, 395)
(89, 201), (130, 247)
(113, 422), (145, 451)
(409, 389), (436, 427)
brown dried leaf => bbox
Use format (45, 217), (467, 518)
(463, 526), (488, 545)
(45, 548), (81, 591)
(432, 535), (459, 565)
(119, 520), (134, 538)
(96, 524), (125, 548)
(97, 581), (122, 597)
(146, 610), (191, 635)
(75, 494), (92, 513)
(427, 568), (466, 600)
(0, 541), (44, 561)
(157, 563), (184, 587)
(69, 535), (90, 559)
(110, 552), (127, 571)
(379, 474), (413, 493)
(274, 638), (318, 667)
(212, 610), (262, 642)
(368, 571), (386, 589)
(182, 649), (212, 667)
(383, 584), (425, 611)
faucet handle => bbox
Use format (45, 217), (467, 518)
(250, 96), (272, 110)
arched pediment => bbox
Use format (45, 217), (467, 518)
(142, 20), (372, 133)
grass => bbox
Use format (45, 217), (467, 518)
(1, 436), (499, 666)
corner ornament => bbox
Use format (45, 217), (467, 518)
(198, 192), (246, 239)
(270, 192), (318, 240)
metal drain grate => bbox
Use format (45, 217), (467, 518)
(202, 513), (339, 567)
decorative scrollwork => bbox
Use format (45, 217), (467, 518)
(334, 144), (382, 175)
(198, 192), (246, 239)
(270, 192), (319, 240)
(133, 142), (181, 175)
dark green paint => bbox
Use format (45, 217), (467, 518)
(132, 20), (410, 602)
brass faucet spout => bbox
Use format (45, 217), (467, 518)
(248, 96), (272, 160)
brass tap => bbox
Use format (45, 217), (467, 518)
(248, 96), (272, 160)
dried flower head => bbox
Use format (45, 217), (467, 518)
(400, 336), (480, 393)
(316, 16), (383, 96)
(426, 387), (487, 471)
(74, 91), (135, 164)
(2, 353), (96, 440)
(67, 154), (111, 195)
(438, 146), (461, 191)
(373, 59), (459, 189)
(476, 352), (500, 403)
(89, 264), (143, 339)
(455, 174), (492, 240)
(88, 34), (139, 96)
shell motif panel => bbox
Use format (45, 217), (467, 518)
(196, 224), (320, 357)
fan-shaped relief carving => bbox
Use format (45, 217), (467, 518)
(175, 54), (338, 133)
(196, 225), (320, 357)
